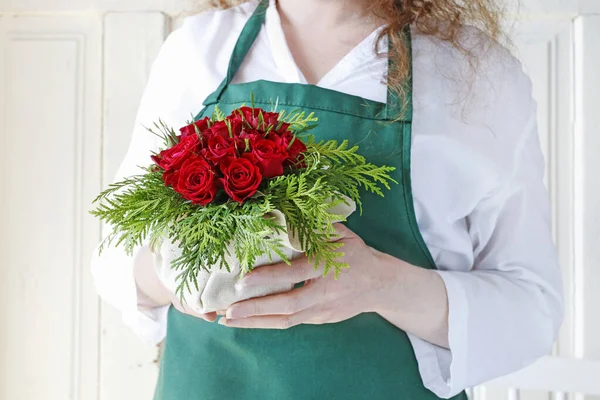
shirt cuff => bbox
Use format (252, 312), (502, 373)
(407, 269), (470, 398)
(122, 302), (170, 345)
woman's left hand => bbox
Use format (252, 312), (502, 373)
(220, 223), (393, 329)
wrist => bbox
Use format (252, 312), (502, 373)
(368, 252), (450, 347)
(366, 249), (411, 315)
(368, 251), (438, 317)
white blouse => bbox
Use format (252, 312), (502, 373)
(90, 1), (564, 398)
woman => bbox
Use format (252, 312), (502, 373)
(91, 0), (564, 398)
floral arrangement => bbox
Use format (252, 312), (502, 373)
(91, 103), (396, 297)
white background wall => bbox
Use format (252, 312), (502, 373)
(0, 1), (599, 399)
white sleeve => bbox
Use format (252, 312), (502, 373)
(408, 50), (564, 397)
(90, 24), (197, 345)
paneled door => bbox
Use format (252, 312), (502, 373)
(0, 13), (103, 400)
(0, 0), (598, 399)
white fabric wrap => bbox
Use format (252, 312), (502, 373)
(154, 197), (356, 314)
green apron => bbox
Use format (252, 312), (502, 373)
(155, 2), (467, 399)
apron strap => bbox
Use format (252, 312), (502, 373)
(385, 25), (413, 121)
(203, 0), (269, 106)
(203, 0), (413, 122)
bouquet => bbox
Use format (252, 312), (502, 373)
(92, 102), (396, 313)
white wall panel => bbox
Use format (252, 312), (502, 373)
(577, 0), (600, 14)
(0, 14), (101, 400)
(505, 0), (577, 15)
(489, 358), (600, 395)
(0, 0), (195, 14)
(573, 17), (600, 400)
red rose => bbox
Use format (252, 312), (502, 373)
(226, 113), (244, 137)
(174, 156), (218, 206)
(240, 129), (262, 142)
(239, 107), (260, 129)
(262, 111), (284, 129)
(235, 107), (287, 132)
(204, 120), (231, 140)
(219, 152), (254, 170)
(250, 139), (288, 178)
(151, 135), (200, 185)
(180, 117), (210, 139)
(271, 131), (307, 167)
(202, 135), (237, 164)
(285, 134), (307, 164)
(258, 110), (289, 133)
(275, 122), (291, 134)
(219, 157), (262, 203)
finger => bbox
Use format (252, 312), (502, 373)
(226, 282), (320, 319)
(171, 298), (217, 322)
(240, 257), (323, 286)
(203, 312), (218, 322)
(219, 306), (321, 329)
(219, 314), (300, 329)
(332, 223), (355, 241)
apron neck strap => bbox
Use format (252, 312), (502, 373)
(203, 0), (269, 106)
(203, 0), (413, 122)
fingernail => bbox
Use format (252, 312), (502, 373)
(225, 308), (235, 319)
(218, 318), (227, 326)
(206, 315), (217, 323)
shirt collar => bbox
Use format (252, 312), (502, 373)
(264, 0), (386, 87)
